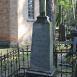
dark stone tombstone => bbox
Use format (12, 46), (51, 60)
(59, 24), (65, 41)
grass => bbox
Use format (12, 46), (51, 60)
(0, 48), (17, 55)
(57, 66), (72, 72)
(56, 27), (59, 29)
(0, 43), (31, 55)
(0, 43), (31, 76)
(25, 43), (31, 45)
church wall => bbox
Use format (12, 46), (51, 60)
(9, 0), (18, 43)
(18, 0), (39, 45)
(0, 0), (39, 47)
(0, 0), (9, 41)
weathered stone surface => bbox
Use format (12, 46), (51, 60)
(26, 66), (56, 77)
(30, 21), (53, 71)
(26, 0), (56, 77)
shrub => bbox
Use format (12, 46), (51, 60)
(66, 33), (71, 38)
(67, 28), (71, 32)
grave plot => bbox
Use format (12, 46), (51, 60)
(54, 49), (76, 77)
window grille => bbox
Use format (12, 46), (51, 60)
(28, 0), (34, 19)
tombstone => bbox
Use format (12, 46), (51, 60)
(26, 0), (56, 77)
(59, 24), (65, 41)
(69, 30), (77, 53)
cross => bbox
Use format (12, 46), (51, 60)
(69, 37), (77, 53)
(40, 0), (46, 16)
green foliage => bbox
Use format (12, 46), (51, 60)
(67, 28), (71, 31)
(55, 0), (76, 27)
(54, 0), (72, 9)
(66, 33), (71, 38)
(64, 55), (72, 63)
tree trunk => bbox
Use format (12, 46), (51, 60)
(75, 1), (77, 29)
(59, 5), (61, 25)
(46, 0), (55, 52)
(46, 0), (56, 67)
(71, 0), (75, 23)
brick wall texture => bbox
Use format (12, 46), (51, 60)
(0, 0), (9, 41)
(0, 0), (39, 44)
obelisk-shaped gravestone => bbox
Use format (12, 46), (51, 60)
(26, 0), (56, 77)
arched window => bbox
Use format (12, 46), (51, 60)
(28, 0), (34, 19)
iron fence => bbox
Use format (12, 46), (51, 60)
(0, 45), (31, 77)
(0, 43), (77, 77)
(54, 48), (76, 77)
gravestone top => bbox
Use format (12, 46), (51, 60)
(69, 37), (77, 53)
(35, 0), (49, 23)
(70, 30), (77, 53)
(70, 30), (77, 41)
(40, 0), (46, 16)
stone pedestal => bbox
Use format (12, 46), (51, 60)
(26, 16), (56, 77)
(26, 66), (56, 77)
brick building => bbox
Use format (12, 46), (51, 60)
(0, 0), (39, 47)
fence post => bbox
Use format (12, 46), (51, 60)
(13, 49), (15, 76)
(16, 50), (17, 71)
(10, 52), (12, 77)
(18, 43), (20, 72)
(72, 49), (73, 77)
(7, 50), (9, 76)
(22, 48), (25, 73)
(61, 49), (62, 77)
(26, 45), (29, 68)
(74, 50), (77, 77)
(4, 54), (6, 77)
(66, 49), (67, 77)
(1, 52), (2, 77)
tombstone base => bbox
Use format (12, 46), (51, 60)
(26, 66), (56, 77)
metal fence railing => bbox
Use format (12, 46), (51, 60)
(54, 48), (76, 77)
(0, 43), (77, 77)
(0, 45), (31, 77)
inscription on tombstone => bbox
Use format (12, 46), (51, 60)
(59, 24), (65, 41)
(30, 23), (51, 70)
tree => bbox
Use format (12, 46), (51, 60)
(46, 0), (55, 52)
(54, 0), (75, 27)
